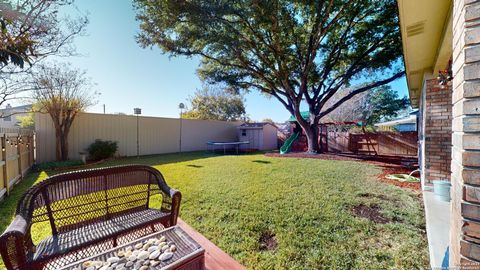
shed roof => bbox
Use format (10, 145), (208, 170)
(238, 122), (278, 129)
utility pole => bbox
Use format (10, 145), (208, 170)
(178, 103), (185, 152)
(133, 108), (142, 158)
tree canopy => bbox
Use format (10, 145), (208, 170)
(134, 0), (404, 153)
(182, 87), (246, 121)
(323, 85), (410, 125)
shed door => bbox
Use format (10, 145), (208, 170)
(248, 129), (261, 150)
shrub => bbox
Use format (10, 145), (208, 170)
(87, 139), (118, 161)
(37, 160), (83, 171)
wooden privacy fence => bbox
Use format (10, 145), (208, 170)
(326, 131), (418, 156)
(0, 128), (35, 200)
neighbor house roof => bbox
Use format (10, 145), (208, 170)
(374, 114), (417, 127)
(397, 0), (452, 108)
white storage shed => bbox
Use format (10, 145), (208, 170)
(237, 123), (278, 150)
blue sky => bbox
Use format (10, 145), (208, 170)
(55, 0), (408, 122)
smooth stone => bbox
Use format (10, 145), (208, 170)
(143, 260), (150, 265)
(138, 250), (149, 260)
(134, 261), (143, 269)
(143, 243), (151, 250)
(159, 252), (174, 261)
(86, 267), (95, 270)
(132, 250), (140, 256)
(134, 243), (143, 249)
(125, 246), (133, 252)
(148, 238), (156, 244)
(158, 242), (167, 247)
(107, 257), (120, 264)
(115, 263), (125, 270)
(154, 239), (161, 245)
(111, 263), (117, 268)
(125, 261), (134, 267)
(82, 261), (93, 268)
(128, 255), (137, 261)
(151, 260), (160, 267)
(139, 266), (149, 270)
(169, 245), (177, 252)
(148, 246), (158, 253)
(99, 266), (109, 270)
(149, 250), (160, 260)
(167, 241), (174, 246)
(124, 251), (132, 258)
(117, 251), (125, 257)
(159, 236), (166, 242)
(161, 245), (169, 252)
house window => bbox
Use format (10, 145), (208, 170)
(241, 129), (246, 136)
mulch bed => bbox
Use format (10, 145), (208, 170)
(265, 152), (421, 191)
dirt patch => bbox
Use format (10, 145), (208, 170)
(259, 231), (278, 251)
(352, 204), (390, 224)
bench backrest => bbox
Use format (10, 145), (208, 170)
(18, 165), (172, 234)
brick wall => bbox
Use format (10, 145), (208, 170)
(451, 0), (480, 267)
(424, 79), (452, 183)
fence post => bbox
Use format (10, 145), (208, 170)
(17, 134), (22, 180)
(1, 134), (8, 195)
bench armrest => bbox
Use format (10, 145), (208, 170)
(0, 215), (29, 270)
(169, 189), (182, 226)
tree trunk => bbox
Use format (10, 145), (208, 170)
(60, 131), (69, 161)
(55, 127), (70, 161)
(304, 123), (320, 154)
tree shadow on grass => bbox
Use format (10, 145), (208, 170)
(252, 160), (271, 164)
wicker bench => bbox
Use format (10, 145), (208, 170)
(0, 165), (181, 270)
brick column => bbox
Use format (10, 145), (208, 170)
(451, 0), (480, 266)
(424, 79), (452, 184)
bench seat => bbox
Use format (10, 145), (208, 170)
(32, 209), (169, 261)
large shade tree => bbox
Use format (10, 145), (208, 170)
(183, 87), (246, 121)
(134, 0), (404, 153)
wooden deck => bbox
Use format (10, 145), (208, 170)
(177, 218), (246, 270)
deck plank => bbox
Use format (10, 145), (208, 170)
(177, 218), (247, 270)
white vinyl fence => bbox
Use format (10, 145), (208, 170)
(35, 112), (242, 163)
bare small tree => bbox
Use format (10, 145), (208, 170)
(32, 63), (97, 161)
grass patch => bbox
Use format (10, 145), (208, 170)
(0, 152), (428, 269)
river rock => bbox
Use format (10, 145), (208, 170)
(161, 245), (169, 252)
(169, 245), (177, 252)
(115, 263), (125, 270)
(149, 250), (161, 260)
(148, 246), (158, 253)
(159, 236), (166, 242)
(139, 266), (149, 270)
(128, 254), (137, 262)
(159, 252), (174, 261)
(134, 243), (143, 249)
(138, 250), (149, 260)
(107, 257), (120, 264)
(125, 261), (133, 267)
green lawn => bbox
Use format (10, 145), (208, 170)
(0, 152), (428, 269)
